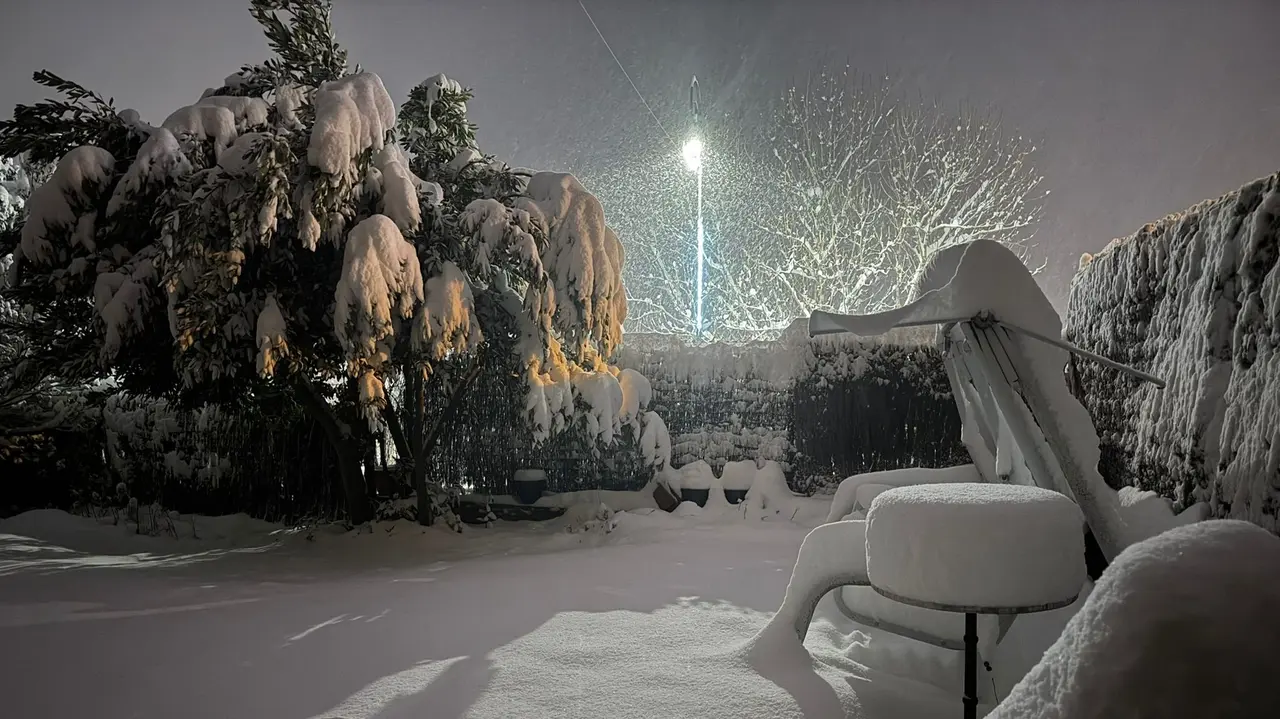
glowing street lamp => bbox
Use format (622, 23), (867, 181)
(682, 136), (703, 172)
(688, 76), (706, 340)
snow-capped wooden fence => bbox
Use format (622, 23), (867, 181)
(1066, 170), (1280, 532)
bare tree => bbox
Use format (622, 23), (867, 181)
(612, 68), (1046, 343)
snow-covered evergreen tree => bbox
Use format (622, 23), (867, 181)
(0, 0), (661, 525)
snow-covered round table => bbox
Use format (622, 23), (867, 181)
(865, 483), (1086, 719)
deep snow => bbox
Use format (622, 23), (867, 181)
(0, 505), (958, 719)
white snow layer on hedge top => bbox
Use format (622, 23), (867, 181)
(520, 172), (627, 356)
(107, 128), (191, 216)
(308, 72), (396, 177)
(255, 294), (288, 377)
(413, 260), (482, 361)
(810, 239), (1145, 559)
(865, 483), (1086, 609)
(991, 520), (1280, 719)
(19, 146), (115, 264)
(333, 214), (423, 375)
(161, 103), (237, 158)
(1067, 173), (1280, 532)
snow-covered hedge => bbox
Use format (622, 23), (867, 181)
(423, 353), (669, 497)
(1066, 171), (1280, 532)
(618, 321), (967, 493)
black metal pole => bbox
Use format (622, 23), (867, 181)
(964, 612), (978, 719)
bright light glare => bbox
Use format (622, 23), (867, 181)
(682, 136), (703, 171)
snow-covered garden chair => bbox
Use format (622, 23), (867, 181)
(767, 240), (1199, 712)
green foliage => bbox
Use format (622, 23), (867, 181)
(0, 71), (132, 165)
(0, 0), (631, 525)
(247, 0), (348, 88)
(398, 80), (477, 177)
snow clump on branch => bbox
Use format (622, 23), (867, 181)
(19, 145), (116, 264)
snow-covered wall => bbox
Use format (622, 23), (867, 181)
(1066, 171), (1280, 532)
(618, 321), (967, 493)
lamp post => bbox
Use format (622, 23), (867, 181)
(684, 75), (705, 341)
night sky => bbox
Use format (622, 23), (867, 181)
(2, 0), (1278, 308)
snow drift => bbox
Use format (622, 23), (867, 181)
(991, 520), (1280, 718)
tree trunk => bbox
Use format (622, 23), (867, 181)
(295, 376), (372, 525)
(381, 397), (412, 462)
(409, 357), (486, 526)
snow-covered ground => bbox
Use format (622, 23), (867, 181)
(0, 503), (965, 719)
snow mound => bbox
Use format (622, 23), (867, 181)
(274, 84), (308, 130)
(677, 460), (716, 490)
(94, 253), (158, 360)
(673, 500), (703, 517)
(0, 508), (279, 556)
(744, 460), (803, 519)
(866, 483), (1085, 609)
(991, 520), (1280, 719)
(720, 460), (758, 491)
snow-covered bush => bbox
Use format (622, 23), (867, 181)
(0, 0), (644, 526)
(1066, 171), (1280, 532)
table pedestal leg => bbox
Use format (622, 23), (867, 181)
(964, 612), (978, 719)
